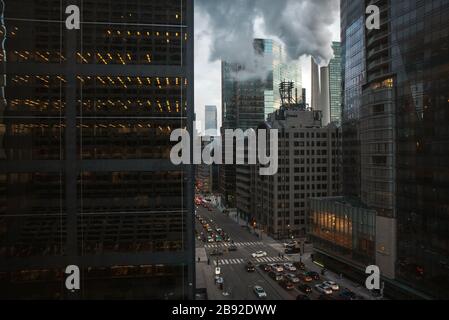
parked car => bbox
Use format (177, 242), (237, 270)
(252, 251), (268, 258)
(298, 283), (313, 294)
(254, 286), (267, 299)
(285, 273), (300, 283)
(215, 267), (221, 275)
(284, 263), (297, 272)
(246, 262), (256, 272)
(323, 281), (340, 291)
(296, 294), (311, 300)
(315, 284), (333, 295)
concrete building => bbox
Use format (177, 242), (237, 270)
(236, 91), (340, 239)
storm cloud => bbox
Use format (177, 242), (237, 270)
(196, 0), (339, 75)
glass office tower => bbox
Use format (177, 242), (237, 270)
(390, 0), (449, 299)
(311, 0), (449, 299)
(0, 0), (194, 299)
(341, 1), (366, 199)
(329, 42), (342, 125)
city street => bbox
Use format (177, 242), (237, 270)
(195, 198), (375, 301)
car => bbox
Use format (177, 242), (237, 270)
(279, 280), (295, 291)
(215, 267), (221, 275)
(246, 262), (256, 272)
(293, 262), (306, 270)
(216, 228), (223, 233)
(215, 236), (223, 242)
(285, 273), (300, 283)
(253, 286), (267, 299)
(284, 241), (298, 248)
(306, 271), (320, 281)
(323, 281), (340, 291)
(269, 272), (284, 282)
(252, 251), (268, 258)
(210, 249), (223, 256)
(215, 276), (224, 285)
(207, 237), (214, 243)
(271, 264), (284, 272)
(260, 264), (272, 272)
(298, 283), (313, 294)
(228, 244), (238, 252)
(207, 228), (213, 233)
(296, 294), (311, 300)
(315, 284), (333, 295)
(299, 272), (313, 282)
(338, 289), (357, 300)
(284, 263), (297, 272)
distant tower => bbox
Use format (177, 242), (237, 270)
(311, 57), (320, 112)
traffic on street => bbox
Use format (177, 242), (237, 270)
(195, 195), (371, 301)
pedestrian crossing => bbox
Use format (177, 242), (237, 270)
(213, 258), (245, 266)
(205, 241), (264, 249)
(213, 256), (291, 266)
(255, 256), (291, 263)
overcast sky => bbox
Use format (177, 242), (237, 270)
(194, 1), (341, 133)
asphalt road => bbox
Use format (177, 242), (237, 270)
(196, 204), (301, 300)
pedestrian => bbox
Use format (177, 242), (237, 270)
(207, 258), (210, 265)
(198, 257), (200, 263)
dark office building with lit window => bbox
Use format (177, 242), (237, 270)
(0, 0), (194, 299)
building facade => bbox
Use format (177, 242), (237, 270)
(241, 104), (341, 239)
(309, 0), (449, 299)
(204, 105), (217, 136)
(0, 0), (195, 299)
(311, 42), (342, 127)
(329, 42), (342, 125)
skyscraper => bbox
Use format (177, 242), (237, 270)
(0, 0), (194, 299)
(329, 42), (342, 125)
(221, 38), (302, 208)
(309, 0), (449, 299)
(204, 105), (217, 136)
(311, 42), (342, 126)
